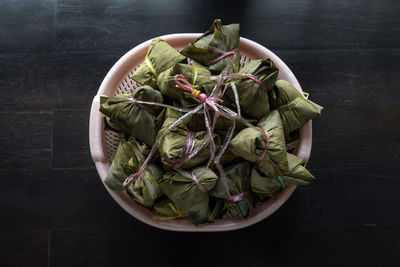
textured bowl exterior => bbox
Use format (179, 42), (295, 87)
(89, 33), (312, 232)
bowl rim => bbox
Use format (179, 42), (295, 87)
(89, 33), (312, 232)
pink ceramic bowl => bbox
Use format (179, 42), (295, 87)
(89, 34), (312, 232)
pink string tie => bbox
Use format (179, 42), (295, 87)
(207, 48), (239, 66)
(174, 74), (208, 102)
(225, 191), (249, 202)
(190, 171), (208, 193)
(128, 96), (156, 115)
(162, 130), (195, 168)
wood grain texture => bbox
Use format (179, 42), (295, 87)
(55, 0), (400, 53)
(0, 168), (137, 230)
(52, 110), (94, 168)
(49, 226), (400, 267)
(0, 53), (119, 111)
(276, 49), (400, 169)
(0, 112), (52, 170)
(0, 0), (56, 53)
(0, 0), (399, 266)
(0, 230), (49, 267)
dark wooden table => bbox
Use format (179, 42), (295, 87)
(1, 0), (399, 266)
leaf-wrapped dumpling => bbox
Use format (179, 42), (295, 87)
(158, 108), (220, 169)
(99, 85), (163, 146)
(184, 109), (246, 133)
(104, 137), (162, 207)
(181, 19), (240, 74)
(226, 59), (279, 119)
(153, 198), (184, 218)
(104, 137), (149, 191)
(131, 38), (186, 88)
(157, 63), (212, 107)
(269, 80), (323, 138)
(126, 158), (163, 207)
(251, 152), (314, 199)
(229, 110), (288, 177)
(210, 161), (255, 218)
(158, 167), (218, 225)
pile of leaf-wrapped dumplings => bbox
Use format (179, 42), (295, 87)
(100, 19), (323, 225)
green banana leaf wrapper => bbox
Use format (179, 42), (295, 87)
(155, 107), (167, 130)
(126, 158), (163, 208)
(99, 86), (163, 146)
(229, 110), (288, 177)
(158, 108), (220, 169)
(269, 80), (323, 137)
(157, 63), (212, 107)
(210, 161), (255, 218)
(131, 38), (186, 88)
(226, 59), (279, 119)
(153, 197), (183, 218)
(184, 109), (247, 133)
(217, 149), (239, 166)
(208, 198), (225, 222)
(158, 166), (218, 225)
(104, 137), (163, 207)
(180, 19), (240, 74)
(251, 152), (314, 199)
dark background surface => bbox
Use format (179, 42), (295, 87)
(1, 0), (399, 266)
